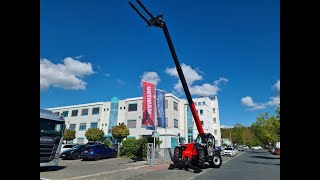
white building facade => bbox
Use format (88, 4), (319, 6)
(48, 94), (222, 147)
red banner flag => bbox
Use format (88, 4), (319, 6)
(142, 81), (155, 129)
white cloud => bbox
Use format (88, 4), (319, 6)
(266, 96), (280, 107)
(274, 80), (280, 92)
(166, 64), (202, 89)
(241, 96), (256, 107)
(214, 77), (229, 86)
(116, 78), (126, 85)
(165, 64), (227, 96)
(75, 55), (83, 59)
(40, 57), (94, 90)
(241, 95), (280, 111)
(190, 84), (219, 96)
(105, 73), (111, 77)
(140, 72), (160, 86)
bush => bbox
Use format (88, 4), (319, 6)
(104, 139), (111, 147)
(121, 138), (137, 158)
(135, 137), (148, 159)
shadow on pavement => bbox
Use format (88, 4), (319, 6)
(247, 150), (268, 154)
(40, 166), (66, 172)
(250, 155), (280, 160)
(243, 160), (280, 166)
(130, 157), (146, 162)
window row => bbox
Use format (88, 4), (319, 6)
(69, 122), (98, 131)
(54, 107), (100, 117)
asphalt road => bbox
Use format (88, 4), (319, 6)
(195, 149), (280, 180)
(40, 150), (279, 180)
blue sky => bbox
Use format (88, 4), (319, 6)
(40, 0), (280, 127)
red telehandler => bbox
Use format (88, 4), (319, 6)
(129, 0), (222, 173)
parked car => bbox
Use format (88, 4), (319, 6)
(60, 144), (87, 160)
(251, 146), (262, 150)
(223, 147), (238, 156)
(220, 150), (225, 156)
(238, 146), (244, 151)
(60, 144), (78, 154)
(242, 145), (249, 150)
(80, 144), (117, 161)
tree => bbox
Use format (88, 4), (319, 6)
(112, 123), (130, 154)
(251, 110), (280, 145)
(63, 129), (76, 143)
(104, 139), (111, 147)
(84, 128), (104, 142)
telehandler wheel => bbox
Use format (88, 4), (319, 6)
(173, 147), (182, 164)
(209, 153), (222, 168)
(197, 147), (206, 169)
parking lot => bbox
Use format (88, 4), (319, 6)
(40, 151), (245, 180)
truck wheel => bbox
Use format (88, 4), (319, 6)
(173, 146), (182, 164)
(197, 147), (206, 169)
(209, 153), (222, 168)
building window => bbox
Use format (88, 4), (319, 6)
(165, 100), (168, 109)
(128, 104), (137, 111)
(90, 122), (98, 128)
(79, 123), (87, 131)
(120, 107), (122, 110)
(124, 107), (126, 109)
(69, 124), (76, 131)
(174, 119), (178, 128)
(198, 102), (201, 105)
(127, 120), (136, 128)
(202, 102), (205, 105)
(213, 118), (216, 123)
(54, 112), (60, 115)
(201, 121), (204, 125)
(81, 109), (89, 116)
(71, 110), (78, 117)
(107, 108), (109, 111)
(62, 111), (69, 117)
(92, 107), (100, 115)
(174, 102), (178, 111)
(200, 109), (203, 115)
(213, 108), (215, 113)
(77, 138), (85, 144)
(214, 129), (217, 135)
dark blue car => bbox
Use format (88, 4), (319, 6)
(80, 144), (117, 161)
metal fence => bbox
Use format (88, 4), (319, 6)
(154, 147), (174, 164)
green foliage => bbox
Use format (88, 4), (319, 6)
(251, 109), (280, 145)
(84, 128), (104, 142)
(121, 138), (137, 157)
(104, 139), (112, 146)
(111, 123), (130, 142)
(120, 137), (148, 159)
(135, 137), (148, 159)
(156, 138), (162, 148)
(63, 129), (76, 141)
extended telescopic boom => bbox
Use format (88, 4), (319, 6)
(129, 0), (204, 135)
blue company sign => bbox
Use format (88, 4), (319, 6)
(156, 89), (166, 128)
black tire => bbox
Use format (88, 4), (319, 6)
(94, 154), (101, 161)
(112, 152), (117, 158)
(173, 146), (182, 165)
(197, 147), (206, 169)
(72, 152), (80, 160)
(209, 153), (222, 168)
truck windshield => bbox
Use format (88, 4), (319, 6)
(40, 118), (64, 136)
